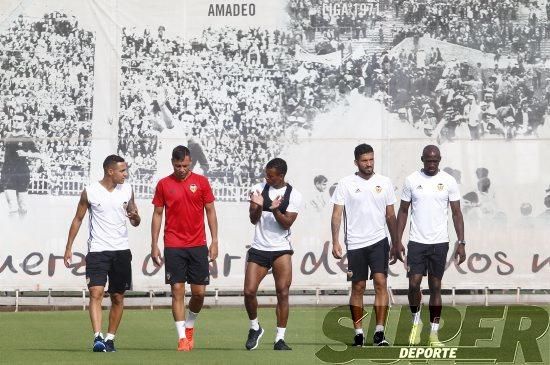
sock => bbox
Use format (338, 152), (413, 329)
(105, 333), (115, 341)
(275, 327), (286, 342)
(186, 310), (198, 328)
(94, 332), (103, 339)
(375, 325), (384, 333)
(412, 311), (422, 325)
(354, 328), (364, 335)
(175, 321), (186, 339)
(430, 322), (440, 334)
(250, 318), (260, 331)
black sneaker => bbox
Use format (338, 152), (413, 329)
(104, 339), (116, 352)
(373, 331), (389, 346)
(245, 327), (264, 350)
(92, 335), (106, 352)
(273, 339), (292, 350)
(353, 333), (365, 347)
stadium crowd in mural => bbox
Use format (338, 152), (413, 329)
(0, 12), (95, 196)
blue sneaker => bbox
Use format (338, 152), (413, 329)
(104, 339), (116, 352)
(92, 335), (106, 352)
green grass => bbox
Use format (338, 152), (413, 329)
(0, 306), (548, 364)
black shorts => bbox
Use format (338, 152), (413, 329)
(164, 246), (210, 285)
(86, 249), (132, 293)
(0, 166), (30, 192)
(407, 241), (449, 279)
(346, 238), (389, 282)
(247, 247), (293, 270)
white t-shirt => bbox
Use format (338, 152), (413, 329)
(251, 183), (303, 251)
(331, 173), (396, 250)
(86, 181), (133, 252)
(401, 170), (460, 244)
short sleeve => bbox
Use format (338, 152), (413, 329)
(330, 180), (346, 206)
(286, 189), (303, 213)
(401, 177), (412, 202)
(202, 177), (215, 204)
(152, 180), (165, 207)
(448, 176), (461, 202)
(385, 179), (397, 206)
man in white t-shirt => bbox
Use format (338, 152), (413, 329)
(244, 158), (302, 351)
(396, 145), (466, 347)
(331, 144), (398, 347)
(64, 155), (141, 352)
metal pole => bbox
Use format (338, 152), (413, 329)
(15, 289), (19, 312)
(452, 287), (456, 306)
(484, 287), (489, 307)
(82, 289), (86, 311)
(149, 290), (154, 311)
(516, 287), (521, 303)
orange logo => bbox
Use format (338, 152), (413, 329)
(189, 184), (197, 193)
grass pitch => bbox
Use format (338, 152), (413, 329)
(0, 306), (548, 365)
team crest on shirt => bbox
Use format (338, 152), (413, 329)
(375, 185), (382, 193)
(416, 185), (423, 190)
(189, 184), (197, 193)
(355, 188), (361, 193)
(437, 183), (444, 191)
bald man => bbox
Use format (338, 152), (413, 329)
(396, 145), (465, 346)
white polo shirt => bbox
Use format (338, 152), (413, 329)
(251, 183), (303, 251)
(401, 170), (460, 244)
(331, 173), (396, 251)
(86, 181), (133, 252)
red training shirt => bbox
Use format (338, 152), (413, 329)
(152, 172), (215, 248)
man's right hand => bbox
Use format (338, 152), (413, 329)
(390, 243), (406, 265)
(63, 248), (72, 268)
(332, 241), (343, 259)
(151, 245), (162, 267)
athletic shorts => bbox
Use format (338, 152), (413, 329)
(164, 246), (210, 286)
(406, 241), (449, 279)
(247, 247), (293, 270)
(86, 249), (132, 293)
(346, 237), (389, 282)
(0, 166), (30, 192)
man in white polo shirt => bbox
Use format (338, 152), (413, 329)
(244, 158), (303, 351)
(331, 143), (398, 347)
(396, 145), (466, 346)
(64, 155), (141, 352)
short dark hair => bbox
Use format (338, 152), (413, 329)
(103, 155), (125, 170)
(172, 145), (191, 160)
(266, 158), (287, 175)
(314, 175), (328, 185)
(354, 144), (374, 160)
(477, 177), (491, 193)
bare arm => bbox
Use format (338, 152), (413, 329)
(450, 200), (466, 265)
(269, 195), (298, 230)
(249, 190), (263, 225)
(205, 202), (219, 261)
(331, 204), (344, 259)
(151, 205), (164, 267)
(396, 199), (411, 247)
(64, 189), (89, 267)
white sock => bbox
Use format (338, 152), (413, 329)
(105, 333), (115, 341)
(94, 332), (103, 339)
(186, 310), (198, 328)
(250, 318), (260, 331)
(175, 321), (186, 339)
(412, 311), (422, 325)
(430, 322), (439, 334)
(354, 328), (364, 335)
(375, 325), (384, 333)
(275, 327), (286, 342)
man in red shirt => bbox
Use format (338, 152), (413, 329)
(151, 145), (219, 352)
